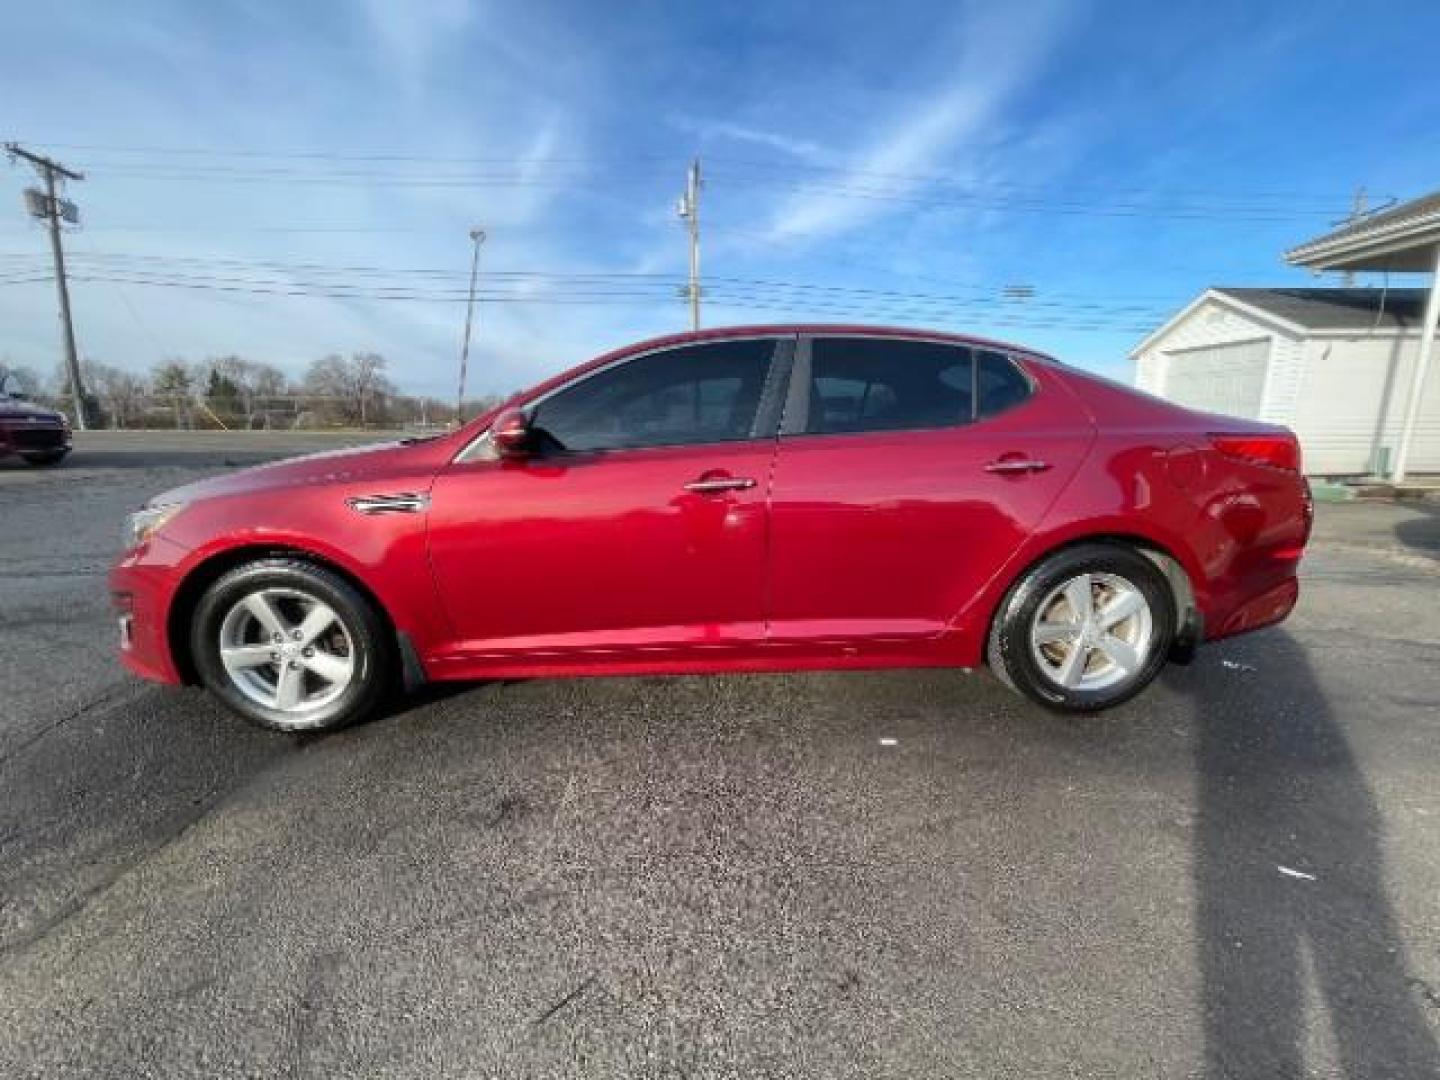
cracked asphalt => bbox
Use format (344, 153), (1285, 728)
(2, 433), (1438, 1078)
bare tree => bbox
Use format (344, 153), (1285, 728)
(85, 361), (148, 429)
(352, 352), (391, 426)
(151, 359), (194, 430)
(0, 360), (43, 399)
(303, 352), (395, 426)
(249, 361), (289, 397)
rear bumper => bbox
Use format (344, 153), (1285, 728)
(1205, 575), (1300, 642)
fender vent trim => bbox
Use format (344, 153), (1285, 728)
(346, 492), (430, 515)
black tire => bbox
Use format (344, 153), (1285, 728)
(21, 449), (69, 466)
(190, 558), (396, 733)
(987, 542), (1176, 713)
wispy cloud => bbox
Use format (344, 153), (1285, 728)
(764, 3), (1070, 243)
(363, 0), (475, 99)
(672, 117), (829, 163)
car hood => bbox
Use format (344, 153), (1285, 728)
(0, 401), (64, 423)
(147, 437), (456, 507)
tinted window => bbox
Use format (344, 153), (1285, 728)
(976, 350), (1032, 417)
(531, 338), (775, 452)
(804, 338), (973, 435)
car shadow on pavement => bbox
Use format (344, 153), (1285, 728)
(33, 451), (284, 471)
(1392, 500), (1440, 561)
(1166, 633), (1439, 1078)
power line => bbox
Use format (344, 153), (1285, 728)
(51, 272), (1159, 334)
(13, 247), (1185, 304)
(52, 264), (1177, 316)
(19, 141), (1364, 201)
(0, 247), (1206, 307)
(8, 144), (1357, 222)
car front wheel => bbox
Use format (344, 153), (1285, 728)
(191, 558), (394, 732)
(21, 449), (69, 466)
(987, 543), (1176, 713)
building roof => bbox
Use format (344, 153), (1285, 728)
(1285, 190), (1440, 272)
(1217, 287), (1429, 331)
(1130, 286), (1428, 358)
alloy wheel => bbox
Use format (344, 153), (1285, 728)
(217, 587), (355, 714)
(1028, 571), (1154, 692)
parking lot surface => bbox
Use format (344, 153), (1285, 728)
(2, 434), (1438, 1078)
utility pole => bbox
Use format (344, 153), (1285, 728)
(5, 143), (87, 429)
(456, 227), (485, 425)
(677, 158), (702, 330)
(1342, 186), (1366, 287)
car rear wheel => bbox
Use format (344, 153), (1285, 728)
(987, 543), (1175, 713)
(191, 558), (394, 732)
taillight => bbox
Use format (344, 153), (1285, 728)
(1210, 433), (1301, 473)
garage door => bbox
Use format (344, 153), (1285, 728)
(1162, 338), (1269, 419)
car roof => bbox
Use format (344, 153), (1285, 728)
(614, 324), (1056, 362)
(478, 322), (1060, 436)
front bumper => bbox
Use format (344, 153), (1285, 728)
(0, 422), (71, 456)
(110, 548), (186, 685)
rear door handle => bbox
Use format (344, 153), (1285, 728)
(984, 458), (1051, 474)
(683, 476), (756, 493)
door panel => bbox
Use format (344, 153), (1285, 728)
(425, 336), (788, 657)
(768, 341), (1093, 642)
(428, 443), (775, 654)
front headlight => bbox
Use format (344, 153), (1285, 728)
(123, 503), (184, 550)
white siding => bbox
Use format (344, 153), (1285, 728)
(1140, 302), (1301, 420)
(1133, 298), (1302, 422)
(1258, 334), (1304, 427)
(1134, 351), (1165, 395)
(1162, 339), (1269, 418)
(1295, 334), (1440, 475)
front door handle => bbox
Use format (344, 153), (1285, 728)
(984, 458), (1051, 474)
(683, 476), (757, 494)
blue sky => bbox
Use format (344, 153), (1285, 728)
(2, 0), (1438, 397)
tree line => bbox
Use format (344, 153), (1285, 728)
(0, 354), (503, 430)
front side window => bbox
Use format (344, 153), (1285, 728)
(530, 338), (776, 452)
(803, 337), (974, 435)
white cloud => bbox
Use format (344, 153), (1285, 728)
(765, 3), (1070, 244)
(673, 118), (829, 163)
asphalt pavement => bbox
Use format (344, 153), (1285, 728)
(1, 434), (1437, 1078)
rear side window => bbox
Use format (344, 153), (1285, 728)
(804, 338), (974, 435)
(976, 350), (1033, 417)
(530, 338), (775, 452)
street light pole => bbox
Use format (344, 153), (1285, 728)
(456, 227), (486, 425)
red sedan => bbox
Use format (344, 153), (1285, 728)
(110, 326), (1311, 732)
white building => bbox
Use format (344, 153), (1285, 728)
(1131, 287), (1440, 476)
(1134, 189), (1440, 478)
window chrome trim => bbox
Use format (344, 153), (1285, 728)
(454, 334), (791, 463)
(781, 332), (1037, 439)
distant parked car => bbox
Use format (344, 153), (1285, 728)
(111, 325), (1312, 732)
(0, 372), (71, 466)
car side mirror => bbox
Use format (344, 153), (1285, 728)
(490, 407), (533, 459)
